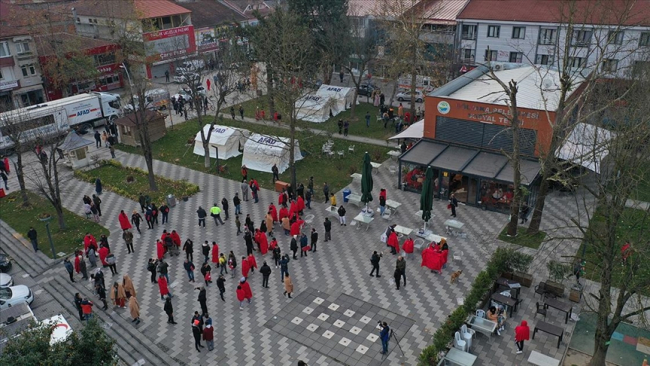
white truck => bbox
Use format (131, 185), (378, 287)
(0, 92), (121, 154)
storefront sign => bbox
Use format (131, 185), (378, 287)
(196, 27), (219, 53)
(0, 80), (19, 91)
(96, 64), (119, 74)
(432, 98), (545, 126)
(143, 25), (196, 61)
(437, 101), (450, 114)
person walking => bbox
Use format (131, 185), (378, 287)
(240, 179), (249, 201)
(123, 229), (134, 254)
(337, 205), (347, 226)
(217, 274), (226, 302)
(233, 193), (241, 215)
(260, 261), (271, 288)
(272, 246), (281, 268)
(128, 295), (141, 324)
(365, 111), (371, 128)
(310, 228), (318, 252)
(131, 210), (142, 234)
(158, 259), (169, 283)
(211, 241), (219, 268)
(164, 296), (177, 324)
(192, 320), (204, 352)
(219, 253), (228, 275)
(202, 241), (210, 263)
(300, 233), (309, 258)
(235, 215), (242, 236)
(160, 203), (169, 224)
(322, 218), (332, 242)
(184, 259), (195, 282)
(196, 206), (207, 227)
(95, 283), (108, 310)
(198, 287), (208, 315)
(78, 253), (88, 279)
(221, 197), (230, 220)
(514, 320), (530, 354)
(210, 203), (225, 226)
(250, 179), (259, 203)
(240, 277), (253, 304)
(280, 254), (290, 281)
(322, 183), (329, 203)
(449, 193), (458, 217)
(95, 178), (103, 195)
(110, 282), (127, 308)
(201, 262), (212, 286)
(290, 236), (298, 259)
(27, 227), (39, 252)
(271, 164), (279, 183)
(239, 105), (244, 119)
(379, 322), (390, 354)
(158, 275), (171, 300)
(94, 130), (101, 147)
(370, 251), (382, 277)
(283, 273), (294, 298)
(87, 246), (98, 268)
(228, 252), (237, 278)
(203, 324), (214, 351)
(395, 256), (406, 289)
(74, 293), (84, 320)
(183, 239), (194, 262)
(147, 259), (158, 283)
(64, 258), (75, 282)
(236, 285), (246, 310)
(123, 274), (137, 298)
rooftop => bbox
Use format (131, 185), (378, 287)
(179, 0), (247, 27)
(439, 64), (584, 111)
(457, 0), (650, 27)
(34, 33), (117, 56)
(74, 0), (190, 20)
(220, 0), (278, 18)
(407, 0), (469, 25)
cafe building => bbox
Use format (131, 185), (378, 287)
(398, 63), (584, 212)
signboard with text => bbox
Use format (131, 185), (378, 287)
(143, 25), (196, 61)
(196, 27), (219, 53)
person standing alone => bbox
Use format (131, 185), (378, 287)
(27, 227), (39, 252)
(514, 320), (530, 354)
(370, 251), (381, 277)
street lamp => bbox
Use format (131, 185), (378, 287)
(119, 63), (134, 88)
(39, 215), (56, 258)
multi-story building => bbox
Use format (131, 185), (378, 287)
(219, 0), (279, 25)
(73, 0), (195, 79)
(0, 2), (46, 109)
(455, 0), (650, 78)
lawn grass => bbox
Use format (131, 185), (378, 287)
(577, 206), (650, 296)
(0, 191), (109, 258)
(632, 163), (650, 202)
(498, 225), (546, 249)
(74, 160), (200, 204)
(232, 97), (396, 141)
(114, 117), (391, 194)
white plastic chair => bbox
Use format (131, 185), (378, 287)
(413, 238), (425, 251)
(454, 331), (467, 352)
(460, 324), (474, 351)
(337, 150), (344, 158)
(475, 309), (486, 318)
(453, 250), (463, 263)
(348, 145), (355, 152)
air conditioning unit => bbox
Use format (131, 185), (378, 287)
(494, 64), (502, 71)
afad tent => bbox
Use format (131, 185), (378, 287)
(193, 124), (250, 159)
(296, 84), (358, 123)
(242, 133), (303, 174)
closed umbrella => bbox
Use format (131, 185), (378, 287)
(360, 152), (374, 214)
(420, 166), (434, 232)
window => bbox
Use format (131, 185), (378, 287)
(572, 29), (593, 46)
(608, 31), (624, 45)
(601, 59), (618, 72)
(94, 53), (116, 66)
(512, 27), (525, 39)
(16, 41), (31, 54)
(640, 32), (650, 46)
(535, 54), (554, 65)
(487, 25), (500, 38)
(461, 25), (477, 40)
(509, 52), (523, 63)
(485, 49), (498, 61)
(461, 48), (474, 60)
(21, 64), (36, 77)
(539, 29), (557, 45)
(0, 42), (10, 57)
(568, 57), (586, 68)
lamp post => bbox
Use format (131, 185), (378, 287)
(39, 215), (56, 258)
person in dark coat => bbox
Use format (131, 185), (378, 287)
(183, 239), (194, 262)
(160, 203), (169, 224)
(64, 258), (75, 282)
(95, 283), (108, 310)
(323, 218), (332, 242)
(95, 178), (102, 195)
(221, 198), (229, 220)
(74, 293), (84, 320)
(233, 193), (241, 215)
(216, 274), (226, 302)
(27, 227), (39, 252)
(164, 296), (177, 324)
(244, 229), (254, 256)
(310, 228), (318, 252)
(290, 236), (298, 259)
(196, 206), (207, 227)
(370, 251), (382, 277)
(192, 320), (204, 352)
(131, 210), (142, 234)
(449, 193), (458, 218)
(94, 130), (101, 147)
(260, 261), (272, 288)
(279, 255), (290, 281)
(198, 287), (208, 315)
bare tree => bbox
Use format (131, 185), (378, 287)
(0, 104), (32, 207)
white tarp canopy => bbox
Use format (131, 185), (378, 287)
(388, 119), (424, 140)
(296, 84), (358, 123)
(556, 122), (614, 174)
(193, 124), (250, 159)
(242, 133), (303, 173)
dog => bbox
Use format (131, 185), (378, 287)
(450, 270), (463, 284)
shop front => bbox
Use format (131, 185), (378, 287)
(398, 139), (540, 213)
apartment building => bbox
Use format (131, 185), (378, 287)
(455, 0), (650, 78)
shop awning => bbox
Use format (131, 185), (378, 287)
(400, 139), (541, 185)
(388, 120), (424, 140)
(556, 122), (614, 174)
(400, 140), (447, 165)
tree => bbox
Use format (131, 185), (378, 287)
(248, 8), (319, 189)
(340, 8), (377, 118)
(289, 0), (350, 84)
(27, 128), (69, 230)
(0, 103), (32, 207)
(0, 318), (118, 365)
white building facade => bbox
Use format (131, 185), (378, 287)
(0, 35), (45, 109)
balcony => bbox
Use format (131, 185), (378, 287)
(16, 52), (35, 62)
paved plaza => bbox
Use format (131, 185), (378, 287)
(2, 131), (634, 366)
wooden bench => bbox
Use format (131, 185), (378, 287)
(527, 350), (560, 366)
(533, 320), (564, 348)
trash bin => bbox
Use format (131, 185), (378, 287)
(166, 194), (177, 208)
(343, 188), (351, 203)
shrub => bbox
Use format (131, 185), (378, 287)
(547, 260), (572, 282)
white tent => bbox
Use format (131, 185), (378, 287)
(295, 84), (358, 123)
(193, 125), (250, 159)
(556, 122), (614, 174)
(242, 133), (303, 173)
(388, 119), (424, 140)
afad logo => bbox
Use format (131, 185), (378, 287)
(437, 101), (450, 114)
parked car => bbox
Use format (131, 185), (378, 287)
(173, 86), (206, 102)
(175, 60), (205, 74)
(173, 72), (201, 85)
(395, 90), (424, 103)
(0, 273), (13, 287)
(0, 285), (34, 310)
(0, 253), (11, 273)
(357, 83), (378, 97)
